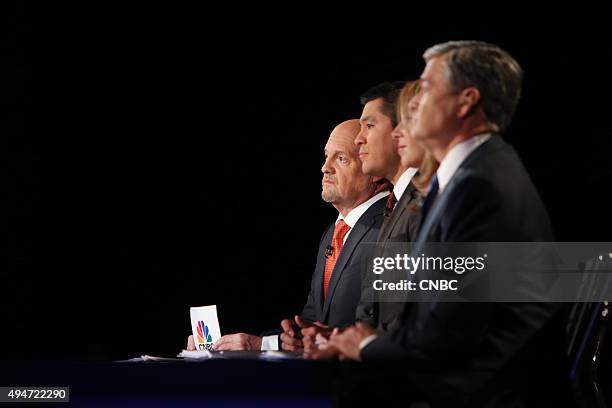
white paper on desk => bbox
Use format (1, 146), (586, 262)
(141, 355), (182, 362)
(190, 305), (221, 351)
(177, 349), (215, 359)
(259, 351), (302, 360)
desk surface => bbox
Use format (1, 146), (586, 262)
(1, 355), (340, 407)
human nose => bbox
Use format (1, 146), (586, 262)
(321, 156), (332, 174)
(355, 128), (366, 145)
(391, 123), (403, 140)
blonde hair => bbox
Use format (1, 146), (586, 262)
(397, 80), (439, 192)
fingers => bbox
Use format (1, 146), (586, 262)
(280, 332), (304, 352)
(213, 333), (252, 351)
(186, 335), (195, 351)
(301, 324), (333, 339)
(280, 319), (295, 337)
(355, 321), (376, 336)
(280, 332), (304, 348)
(216, 341), (243, 351)
(300, 326), (320, 338)
(329, 327), (341, 339)
(315, 333), (329, 347)
(307, 344), (340, 360)
(302, 335), (318, 354)
(213, 333), (237, 350)
(326, 326), (363, 362)
(302, 331), (330, 353)
(312, 320), (330, 329)
(294, 315), (313, 329)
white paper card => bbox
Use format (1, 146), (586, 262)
(190, 305), (221, 351)
(177, 349), (214, 359)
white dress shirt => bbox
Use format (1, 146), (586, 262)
(261, 190), (391, 351)
(336, 191), (390, 243)
(393, 167), (419, 202)
(436, 133), (492, 193)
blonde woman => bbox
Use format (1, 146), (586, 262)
(391, 80), (438, 197)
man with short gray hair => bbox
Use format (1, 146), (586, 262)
(421, 40), (523, 134)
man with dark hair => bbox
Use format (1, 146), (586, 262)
(352, 81), (423, 331)
(359, 81), (405, 127)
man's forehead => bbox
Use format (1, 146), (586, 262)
(326, 132), (358, 152)
(360, 98), (383, 119)
(422, 55), (445, 79)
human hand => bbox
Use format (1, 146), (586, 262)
(213, 333), (262, 351)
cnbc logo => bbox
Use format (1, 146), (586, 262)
(196, 320), (213, 350)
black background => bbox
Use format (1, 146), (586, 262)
(3, 3), (611, 375)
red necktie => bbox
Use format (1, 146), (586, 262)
(384, 192), (398, 219)
(323, 220), (351, 298)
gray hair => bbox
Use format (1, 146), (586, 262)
(423, 41), (523, 133)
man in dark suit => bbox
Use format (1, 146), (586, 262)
(206, 119), (390, 352)
(315, 42), (565, 406)
(352, 82), (423, 330)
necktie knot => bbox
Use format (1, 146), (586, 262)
(384, 192), (398, 218)
(333, 220), (351, 243)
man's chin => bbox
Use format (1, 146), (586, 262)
(361, 164), (378, 178)
(321, 191), (339, 203)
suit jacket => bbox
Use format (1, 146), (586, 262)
(355, 183), (422, 328)
(300, 195), (387, 327)
(361, 135), (564, 406)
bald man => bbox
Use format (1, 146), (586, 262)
(204, 120), (390, 351)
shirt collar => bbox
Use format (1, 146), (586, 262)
(337, 191), (390, 228)
(393, 167), (418, 200)
(436, 133), (492, 193)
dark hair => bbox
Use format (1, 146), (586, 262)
(423, 41), (523, 132)
(359, 81), (405, 127)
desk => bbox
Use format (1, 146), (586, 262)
(2, 354), (338, 407)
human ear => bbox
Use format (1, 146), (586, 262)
(457, 87), (481, 119)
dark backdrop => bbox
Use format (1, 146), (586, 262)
(3, 5), (611, 378)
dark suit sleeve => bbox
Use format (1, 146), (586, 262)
(354, 258), (377, 326)
(362, 176), (503, 362)
(300, 224), (333, 323)
(300, 268), (319, 322)
(356, 191), (418, 327)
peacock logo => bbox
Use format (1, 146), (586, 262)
(196, 320), (213, 344)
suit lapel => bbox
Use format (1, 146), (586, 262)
(415, 184), (451, 243)
(379, 184), (416, 243)
(376, 185), (418, 325)
(416, 136), (504, 243)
